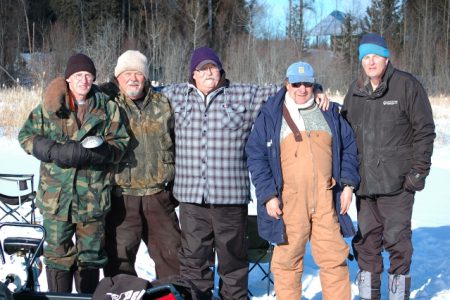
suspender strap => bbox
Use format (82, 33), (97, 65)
(282, 104), (302, 142)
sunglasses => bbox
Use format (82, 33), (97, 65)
(291, 82), (314, 88)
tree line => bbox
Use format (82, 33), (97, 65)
(0, 0), (448, 95)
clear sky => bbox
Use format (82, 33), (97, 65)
(259, 0), (371, 36)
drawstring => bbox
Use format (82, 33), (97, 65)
(183, 86), (190, 118)
(390, 274), (399, 294)
(221, 88), (231, 121)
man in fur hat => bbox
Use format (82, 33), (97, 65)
(100, 50), (181, 279)
(18, 53), (129, 293)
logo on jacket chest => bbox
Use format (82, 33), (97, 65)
(382, 100), (398, 106)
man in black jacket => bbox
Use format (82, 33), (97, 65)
(342, 33), (435, 300)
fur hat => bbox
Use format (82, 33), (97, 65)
(190, 47), (222, 74)
(359, 33), (390, 61)
(114, 50), (149, 79)
(65, 53), (96, 80)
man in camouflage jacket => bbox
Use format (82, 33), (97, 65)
(101, 50), (181, 279)
(18, 54), (129, 293)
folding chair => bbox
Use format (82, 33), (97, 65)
(247, 215), (274, 297)
(0, 174), (36, 224)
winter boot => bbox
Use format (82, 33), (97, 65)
(357, 270), (381, 300)
(46, 268), (73, 292)
(388, 274), (411, 300)
(74, 268), (99, 293)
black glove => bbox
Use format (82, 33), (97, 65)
(50, 140), (91, 168)
(32, 135), (57, 162)
(87, 143), (112, 165)
(403, 169), (426, 192)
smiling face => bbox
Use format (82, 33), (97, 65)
(117, 71), (146, 100)
(361, 54), (389, 85)
(192, 63), (221, 95)
(66, 71), (94, 100)
(286, 82), (314, 104)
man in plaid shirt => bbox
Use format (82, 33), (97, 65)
(162, 47), (327, 299)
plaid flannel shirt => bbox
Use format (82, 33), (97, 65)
(162, 82), (279, 205)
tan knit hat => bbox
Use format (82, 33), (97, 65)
(114, 50), (149, 79)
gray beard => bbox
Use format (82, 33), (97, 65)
(127, 90), (143, 98)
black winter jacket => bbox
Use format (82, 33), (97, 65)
(342, 62), (435, 196)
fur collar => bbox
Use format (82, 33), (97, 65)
(43, 76), (69, 113)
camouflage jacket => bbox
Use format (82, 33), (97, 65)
(18, 77), (129, 222)
(102, 80), (175, 196)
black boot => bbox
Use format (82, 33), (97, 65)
(46, 268), (73, 292)
(74, 268), (99, 294)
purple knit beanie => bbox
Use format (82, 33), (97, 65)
(65, 53), (97, 80)
(190, 47), (223, 74)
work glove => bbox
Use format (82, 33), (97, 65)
(403, 169), (426, 192)
(32, 135), (56, 162)
(87, 143), (112, 165)
(50, 140), (91, 168)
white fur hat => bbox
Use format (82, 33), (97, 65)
(114, 50), (149, 79)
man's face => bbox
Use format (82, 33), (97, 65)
(117, 71), (146, 100)
(286, 82), (314, 104)
(66, 71), (94, 99)
(361, 54), (389, 81)
(192, 63), (220, 95)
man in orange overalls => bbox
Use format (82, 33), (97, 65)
(246, 61), (359, 299)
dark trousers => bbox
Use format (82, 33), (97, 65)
(352, 190), (414, 275)
(179, 202), (248, 300)
(104, 190), (181, 279)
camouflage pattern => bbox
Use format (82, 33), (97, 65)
(18, 77), (129, 222)
(103, 80), (175, 196)
(43, 217), (107, 270)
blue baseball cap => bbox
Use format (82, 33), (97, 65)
(286, 61), (315, 84)
(359, 33), (390, 61)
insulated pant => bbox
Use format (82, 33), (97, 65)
(43, 217), (107, 270)
(104, 190), (181, 278)
(272, 132), (350, 300)
(352, 190), (414, 275)
(178, 202), (248, 300)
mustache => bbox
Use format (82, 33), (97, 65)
(127, 81), (141, 86)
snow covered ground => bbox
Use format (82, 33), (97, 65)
(0, 116), (449, 299)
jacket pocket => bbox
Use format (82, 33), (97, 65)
(39, 186), (62, 215)
(221, 103), (246, 129)
(86, 181), (111, 218)
(173, 103), (192, 127)
(376, 145), (414, 193)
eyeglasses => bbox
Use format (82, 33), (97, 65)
(72, 72), (95, 82)
(195, 65), (219, 73)
(291, 82), (314, 88)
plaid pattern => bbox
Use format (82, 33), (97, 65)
(163, 83), (279, 205)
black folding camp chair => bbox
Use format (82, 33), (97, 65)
(0, 174), (36, 224)
(247, 215), (274, 297)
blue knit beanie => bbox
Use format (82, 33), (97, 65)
(190, 47), (223, 74)
(359, 33), (390, 61)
